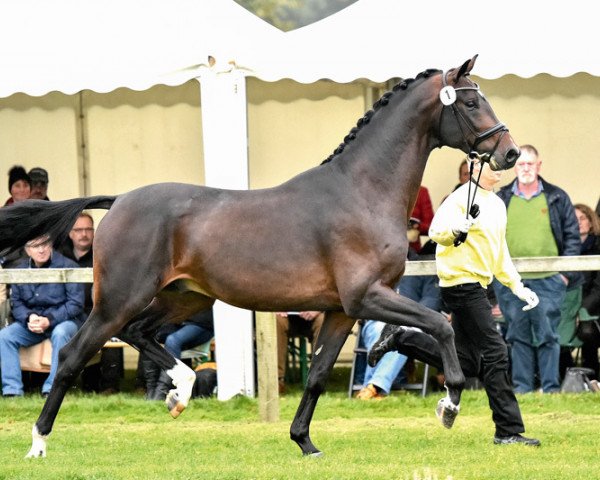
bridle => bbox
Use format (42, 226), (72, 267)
(438, 70), (508, 167)
(438, 70), (508, 247)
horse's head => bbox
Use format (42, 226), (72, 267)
(437, 55), (520, 171)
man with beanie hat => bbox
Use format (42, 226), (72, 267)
(28, 167), (49, 200)
(4, 165), (31, 206)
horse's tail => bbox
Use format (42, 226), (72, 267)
(0, 195), (117, 255)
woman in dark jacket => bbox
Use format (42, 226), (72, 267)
(575, 204), (600, 379)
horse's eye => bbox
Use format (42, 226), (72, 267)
(465, 100), (478, 109)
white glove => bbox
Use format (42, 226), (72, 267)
(452, 217), (474, 236)
(513, 285), (539, 311)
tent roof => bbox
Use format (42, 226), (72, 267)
(1, 0), (598, 99)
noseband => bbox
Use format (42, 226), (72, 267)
(439, 71), (508, 166)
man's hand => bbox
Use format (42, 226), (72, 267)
(27, 314), (50, 334)
(298, 311), (321, 321)
(513, 285), (539, 311)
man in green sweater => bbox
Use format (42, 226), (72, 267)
(495, 145), (581, 394)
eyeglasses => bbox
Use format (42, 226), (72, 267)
(72, 228), (94, 234)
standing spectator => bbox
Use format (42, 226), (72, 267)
(4, 165), (31, 206)
(453, 158), (470, 192)
(408, 186), (434, 253)
(494, 144), (581, 394)
(276, 311), (324, 394)
(59, 212), (123, 394)
(2, 166), (32, 268)
(369, 156), (541, 446)
(574, 203), (600, 379)
(0, 236), (85, 397)
(28, 167), (50, 200)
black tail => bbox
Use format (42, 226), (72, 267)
(0, 195), (117, 255)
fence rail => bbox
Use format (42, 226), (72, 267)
(1, 255), (599, 283)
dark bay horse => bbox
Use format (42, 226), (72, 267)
(0, 55), (520, 458)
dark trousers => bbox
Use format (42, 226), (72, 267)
(397, 283), (525, 436)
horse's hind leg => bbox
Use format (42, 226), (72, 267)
(121, 290), (214, 418)
(290, 311), (355, 456)
(27, 309), (125, 458)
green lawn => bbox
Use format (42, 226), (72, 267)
(1, 371), (599, 480)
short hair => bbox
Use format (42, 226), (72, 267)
(78, 211), (94, 226)
(574, 203), (600, 236)
(519, 144), (539, 157)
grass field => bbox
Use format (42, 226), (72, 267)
(1, 370), (599, 480)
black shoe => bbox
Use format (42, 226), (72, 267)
(367, 326), (417, 367)
(494, 434), (541, 446)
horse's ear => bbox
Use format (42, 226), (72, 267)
(449, 54), (478, 84)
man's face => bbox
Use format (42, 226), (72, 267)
(69, 216), (94, 252)
(514, 150), (541, 186)
(30, 181), (48, 200)
(25, 238), (52, 266)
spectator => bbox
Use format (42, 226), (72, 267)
(494, 144), (581, 394)
(59, 212), (123, 394)
(0, 236), (85, 397)
(574, 203), (600, 379)
(28, 167), (50, 200)
(408, 186), (434, 253)
(276, 311), (324, 394)
(453, 158), (470, 191)
(142, 308), (214, 400)
(369, 155), (541, 446)
(356, 319), (408, 400)
(4, 165), (31, 206)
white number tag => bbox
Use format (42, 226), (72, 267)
(439, 86), (457, 106)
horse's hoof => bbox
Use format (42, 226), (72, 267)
(166, 391), (186, 419)
(435, 396), (460, 429)
(303, 451), (324, 458)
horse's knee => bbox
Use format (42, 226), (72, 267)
(431, 315), (454, 342)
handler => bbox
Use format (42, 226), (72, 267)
(369, 155), (541, 446)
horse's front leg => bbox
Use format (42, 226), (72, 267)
(290, 311), (355, 456)
(347, 283), (465, 419)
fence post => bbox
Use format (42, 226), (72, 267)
(255, 311), (279, 422)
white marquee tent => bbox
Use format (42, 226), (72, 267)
(2, 0), (598, 399)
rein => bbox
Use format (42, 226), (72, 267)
(438, 71), (501, 247)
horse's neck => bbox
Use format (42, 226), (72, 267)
(338, 98), (436, 219)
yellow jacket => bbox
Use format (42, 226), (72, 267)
(429, 182), (522, 292)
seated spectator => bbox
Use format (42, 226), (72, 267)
(0, 236), (85, 397)
(574, 203), (600, 379)
(142, 308), (215, 401)
(356, 319), (407, 400)
(59, 212), (123, 394)
(357, 243), (443, 400)
(28, 167), (50, 200)
(276, 311), (324, 394)
(3, 165), (31, 206)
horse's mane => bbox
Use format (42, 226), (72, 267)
(321, 68), (441, 165)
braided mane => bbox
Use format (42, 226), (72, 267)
(321, 68), (441, 164)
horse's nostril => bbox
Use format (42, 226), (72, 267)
(507, 149), (520, 164)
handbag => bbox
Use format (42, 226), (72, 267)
(560, 367), (596, 393)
